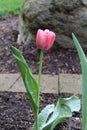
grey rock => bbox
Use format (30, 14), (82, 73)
(19, 0), (87, 48)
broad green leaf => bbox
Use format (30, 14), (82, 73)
(40, 99), (72, 130)
(37, 96), (80, 130)
(61, 96), (80, 112)
(11, 46), (39, 114)
(50, 96), (80, 130)
(32, 104), (55, 130)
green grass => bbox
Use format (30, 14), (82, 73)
(0, 0), (23, 17)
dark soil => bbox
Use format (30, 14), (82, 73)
(0, 92), (82, 130)
(0, 15), (82, 130)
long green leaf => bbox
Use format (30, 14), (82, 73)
(72, 33), (87, 130)
(11, 46), (39, 114)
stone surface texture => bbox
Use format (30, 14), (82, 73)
(20, 0), (87, 48)
(0, 73), (82, 94)
(59, 73), (82, 94)
(0, 74), (58, 94)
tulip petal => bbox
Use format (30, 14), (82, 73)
(36, 29), (56, 50)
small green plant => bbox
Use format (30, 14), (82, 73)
(72, 33), (87, 130)
(0, 0), (23, 17)
(11, 29), (80, 130)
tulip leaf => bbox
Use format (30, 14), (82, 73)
(60, 95), (80, 112)
(11, 46), (39, 114)
(72, 33), (87, 130)
(32, 104), (55, 130)
(50, 96), (80, 130)
(33, 96), (80, 130)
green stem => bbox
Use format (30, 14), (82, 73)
(35, 111), (39, 130)
(38, 49), (44, 86)
(35, 49), (44, 130)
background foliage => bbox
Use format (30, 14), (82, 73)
(0, 0), (23, 17)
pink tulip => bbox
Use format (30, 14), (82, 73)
(36, 29), (56, 50)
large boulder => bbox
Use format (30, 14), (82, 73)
(19, 0), (87, 48)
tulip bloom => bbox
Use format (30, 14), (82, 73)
(36, 29), (56, 50)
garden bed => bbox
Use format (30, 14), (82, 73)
(0, 15), (82, 129)
(0, 92), (82, 130)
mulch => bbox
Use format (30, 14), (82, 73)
(0, 15), (82, 130)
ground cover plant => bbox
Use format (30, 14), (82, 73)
(0, 0), (23, 17)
